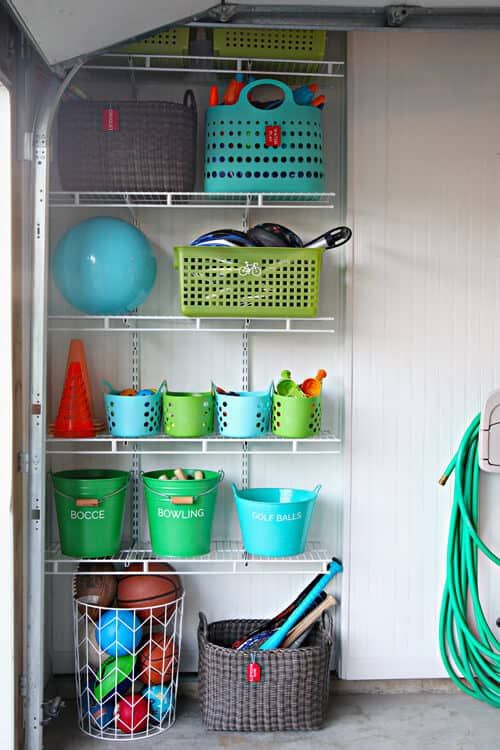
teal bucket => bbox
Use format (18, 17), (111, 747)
(232, 483), (320, 557)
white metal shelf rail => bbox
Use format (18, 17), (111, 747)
(84, 53), (345, 79)
(47, 315), (336, 334)
(45, 541), (332, 575)
(45, 432), (341, 455)
(49, 191), (336, 209)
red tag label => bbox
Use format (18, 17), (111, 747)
(102, 107), (119, 132)
(265, 125), (281, 147)
(246, 662), (261, 683)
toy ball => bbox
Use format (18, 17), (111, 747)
(75, 562), (117, 622)
(142, 684), (173, 723)
(116, 694), (149, 734)
(138, 632), (178, 686)
(137, 389), (155, 396)
(52, 216), (157, 315)
(120, 388), (137, 397)
(93, 655), (136, 703)
(89, 702), (114, 730)
(95, 609), (143, 656)
(117, 563), (183, 622)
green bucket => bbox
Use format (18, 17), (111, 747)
(52, 470), (130, 558)
(163, 390), (214, 437)
(142, 469), (223, 557)
(271, 394), (322, 438)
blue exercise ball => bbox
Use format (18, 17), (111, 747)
(52, 217), (157, 314)
(95, 609), (143, 657)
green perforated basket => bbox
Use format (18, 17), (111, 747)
(213, 28), (326, 76)
(173, 246), (325, 318)
(118, 27), (190, 56)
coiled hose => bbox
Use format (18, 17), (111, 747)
(439, 413), (500, 706)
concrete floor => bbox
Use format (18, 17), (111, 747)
(44, 692), (500, 750)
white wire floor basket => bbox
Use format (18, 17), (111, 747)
(73, 588), (184, 741)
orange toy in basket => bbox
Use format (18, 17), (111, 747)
(53, 361), (95, 438)
(138, 632), (178, 685)
(300, 369), (327, 397)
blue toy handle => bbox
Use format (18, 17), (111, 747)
(238, 78), (295, 110)
(259, 558), (343, 650)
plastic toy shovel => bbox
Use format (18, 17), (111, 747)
(259, 558), (343, 650)
(300, 369), (327, 397)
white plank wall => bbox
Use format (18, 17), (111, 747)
(344, 31), (500, 679)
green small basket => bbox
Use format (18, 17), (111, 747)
(142, 469), (223, 556)
(174, 246), (325, 318)
(115, 27), (190, 68)
(163, 388), (214, 437)
(271, 393), (322, 438)
(52, 470), (130, 558)
(212, 28), (326, 77)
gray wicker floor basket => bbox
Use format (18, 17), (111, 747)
(57, 92), (197, 192)
(198, 612), (332, 731)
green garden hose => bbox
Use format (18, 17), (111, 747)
(439, 413), (500, 706)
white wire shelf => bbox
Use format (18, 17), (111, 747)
(46, 431), (341, 455)
(84, 53), (345, 79)
(49, 191), (336, 209)
(45, 541), (333, 575)
(47, 315), (336, 334)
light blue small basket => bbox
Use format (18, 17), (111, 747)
(204, 79), (324, 194)
(103, 381), (165, 438)
(215, 385), (272, 438)
(232, 483), (320, 557)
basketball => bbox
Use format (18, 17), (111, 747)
(117, 563), (183, 621)
(116, 694), (149, 733)
(75, 563), (117, 621)
(138, 632), (178, 686)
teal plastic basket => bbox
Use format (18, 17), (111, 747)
(204, 79), (324, 194)
(232, 483), (320, 557)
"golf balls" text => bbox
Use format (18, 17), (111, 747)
(251, 511), (302, 522)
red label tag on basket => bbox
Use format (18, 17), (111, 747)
(102, 107), (119, 132)
(265, 125), (281, 147)
(246, 662), (261, 683)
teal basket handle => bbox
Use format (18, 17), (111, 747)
(230, 482), (239, 496)
(102, 379), (117, 394)
(312, 484), (322, 497)
(157, 380), (167, 394)
(237, 78), (295, 111)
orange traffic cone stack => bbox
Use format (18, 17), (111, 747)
(65, 339), (94, 414)
(53, 361), (96, 438)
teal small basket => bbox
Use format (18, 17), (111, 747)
(103, 381), (165, 438)
(215, 385), (272, 438)
(204, 79), (324, 194)
(232, 483), (320, 557)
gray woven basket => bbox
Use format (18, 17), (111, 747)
(198, 612), (332, 731)
(57, 92), (197, 192)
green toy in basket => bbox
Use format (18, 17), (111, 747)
(204, 79), (324, 194)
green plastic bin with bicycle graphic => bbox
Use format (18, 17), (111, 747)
(52, 470), (130, 557)
(142, 469), (223, 556)
(163, 386), (214, 437)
